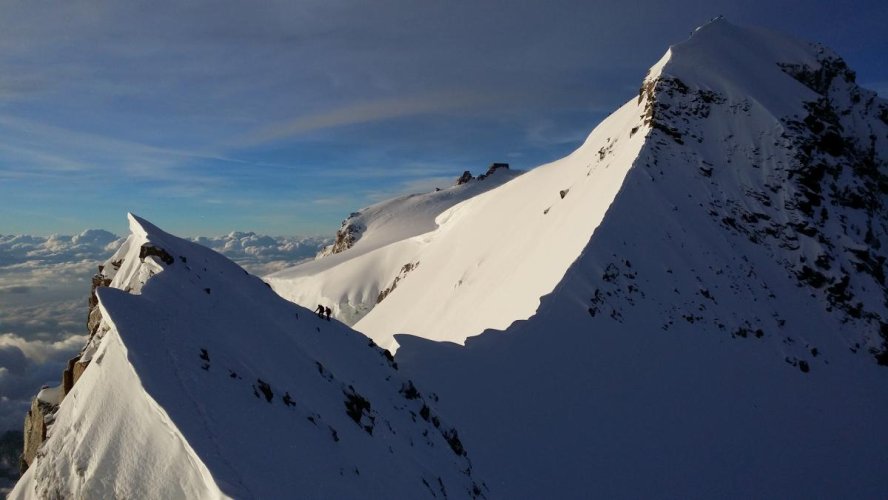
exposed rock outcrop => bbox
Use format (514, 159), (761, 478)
(21, 395), (57, 474)
(377, 262), (420, 304)
(478, 162), (509, 180)
(88, 272), (111, 336)
(138, 244), (174, 265)
(456, 171), (474, 185)
(457, 164), (509, 184)
(316, 214), (365, 258)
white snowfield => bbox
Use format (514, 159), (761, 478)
(268, 100), (647, 352)
(266, 168), (521, 328)
(11, 215), (484, 499)
(355, 99), (647, 350)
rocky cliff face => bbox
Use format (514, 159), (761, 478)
(455, 164), (509, 186)
(316, 212), (364, 258)
(19, 265), (113, 473)
(637, 34), (888, 363)
(777, 53), (888, 362)
(20, 399), (49, 474)
(455, 171), (474, 185)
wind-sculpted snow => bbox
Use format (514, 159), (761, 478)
(11, 215), (485, 499)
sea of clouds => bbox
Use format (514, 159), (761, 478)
(0, 229), (329, 435)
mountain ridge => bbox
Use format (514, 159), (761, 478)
(10, 18), (888, 499)
(390, 18), (888, 498)
(319, 16), (888, 362)
(267, 166), (522, 326)
(12, 214), (485, 499)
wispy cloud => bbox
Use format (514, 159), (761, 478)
(525, 119), (590, 148)
(0, 0), (884, 237)
(238, 89), (499, 146)
(0, 115), (247, 177)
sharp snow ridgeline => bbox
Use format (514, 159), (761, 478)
(12, 215), (485, 499)
(12, 18), (888, 499)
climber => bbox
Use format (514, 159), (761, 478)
(324, 306), (332, 321)
(315, 304), (325, 318)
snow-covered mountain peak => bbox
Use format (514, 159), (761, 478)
(272, 19), (888, 363)
(270, 21), (852, 352)
(13, 215), (486, 499)
(643, 17), (839, 118)
(632, 20), (888, 364)
(122, 212), (177, 250)
(387, 23), (888, 498)
(267, 20), (888, 363)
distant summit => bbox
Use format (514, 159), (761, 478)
(456, 163), (510, 185)
(316, 164), (517, 259)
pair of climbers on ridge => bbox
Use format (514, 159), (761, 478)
(315, 304), (332, 321)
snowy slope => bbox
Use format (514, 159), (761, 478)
(316, 167), (520, 259)
(393, 18), (888, 498)
(267, 168), (521, 326)
(11, 215), (485, 499)
(269, 98), (646, 350)
(355, 97), (647, 350)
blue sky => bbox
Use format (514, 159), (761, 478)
(1, 0), (885, 237)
